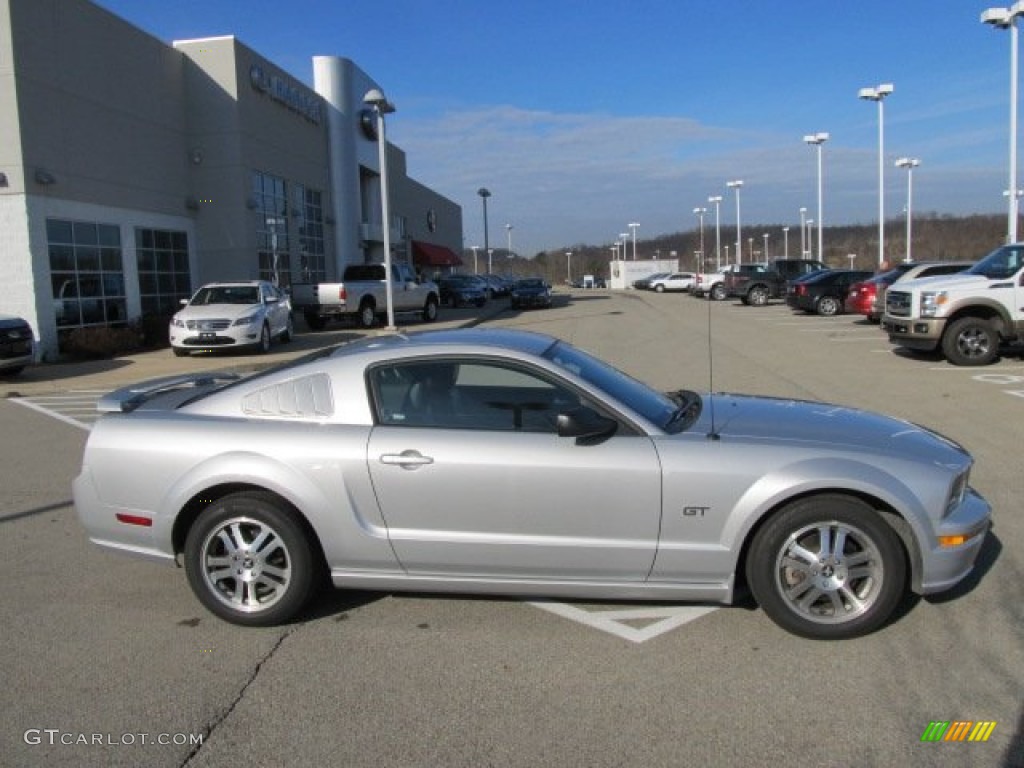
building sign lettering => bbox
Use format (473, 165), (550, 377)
(249, 64), (322, 124)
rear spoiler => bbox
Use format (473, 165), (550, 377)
(97, 372), (241, 413)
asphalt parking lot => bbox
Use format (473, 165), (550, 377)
(2, 290), (1021, 768)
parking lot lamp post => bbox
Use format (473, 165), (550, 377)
(748, 237), (754, 262)
(487, 248), (494, 274)
(895, 157), (920, 263)
(628, 222), (640, 260)
(693, 208), (706, 272)
(858, 83), (894, 267)
(763, 233), (769, 263)
(804, 132), (829, 260)
(708, 195), (723, 269)
(566, 251), (572, 283)
(363, 88), (397, 329)
(982, 5), (1024, 242)
(783, 226), (790, 257)
(478, 188), (492, 253)
(470, 245), (479, 274)
(727, 180), (743, 264)
(505, 223), (513, 262)
(799, 207), (808, 256)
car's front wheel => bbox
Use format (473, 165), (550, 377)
(184, 492), (319, 626)
(422, 296), (439, 323)
(280, 314), (294, 343)
(256, 322), (271, 354)
(746, 494), (906, 639)
(942, 316), (999, 366)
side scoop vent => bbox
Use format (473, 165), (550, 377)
(241, 373), (334, 419)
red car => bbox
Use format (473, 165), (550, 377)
(845, 275), (887, 322)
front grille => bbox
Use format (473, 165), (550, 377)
(886, 290), (912, 317)
(185, 319), (231, 331)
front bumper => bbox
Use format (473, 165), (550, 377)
(169, 327), (261, 349)
(882, 314), (945, 350)
(917, 487), (991, 594)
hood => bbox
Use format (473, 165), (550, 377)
(174, 303), (261, 322)
(696, 393), (967, 463)
(892, 273), (991, 293)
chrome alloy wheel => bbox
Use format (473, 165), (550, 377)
(773, 521), (883, 624)
(199, 516), (293, 614)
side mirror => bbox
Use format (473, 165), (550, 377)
(556, 406), (618, 444)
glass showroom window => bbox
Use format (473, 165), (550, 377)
(136, 228), (190, 316)
(294, 184), (326, 282)
(252, 171), (291, 288)
(47, 218), (126, 331)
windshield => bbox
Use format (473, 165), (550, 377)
(542, 340), (689, 432)
(191, 286), (260, 305)
(966, 245), (1024, 280)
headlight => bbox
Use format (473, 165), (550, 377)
(920, 291), (948, 317)
(232, 314), (259, 327)
(945, 469), (970, 518)
(171, 317), (185, 328)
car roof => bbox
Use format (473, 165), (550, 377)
(330, 327), (558, 362)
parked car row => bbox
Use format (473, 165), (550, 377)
(633, 272), (697, 292)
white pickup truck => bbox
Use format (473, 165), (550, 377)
(291, 263), (440, 330)
(882, 244), (1024, 366)
(689, 266), (733, 300)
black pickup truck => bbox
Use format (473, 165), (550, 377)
(724, 259), (827, 305)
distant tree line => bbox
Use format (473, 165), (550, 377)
(465, 213), (1013, 285)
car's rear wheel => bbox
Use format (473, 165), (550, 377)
(746, 495), (906, 639)
(655, 284), (666, 293)
(748, 286), (769, 306)
(816, 296), (840, 316)
(184, 492), (319, 626)
(358, 301), (377, 328)
(942, 317), (999, 366)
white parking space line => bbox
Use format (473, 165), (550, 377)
(9, 391), (104, 431)
(528, 601), (718, 643)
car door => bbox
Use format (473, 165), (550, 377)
(365, 357), (662, 582)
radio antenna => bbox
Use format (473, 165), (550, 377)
(706, 285), (720, 440)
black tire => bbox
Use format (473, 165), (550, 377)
(816, 296), (840, 316)
(256, 323), (271, 354)
(303, 312), (327, 331)
(747, 285), (769, 306)
(280, 315), (294, 343)
(745, 494), (906, 640)
(941, 316), (999, 366)
(710, 283), (726, 301)
(172, 347), (189, 357)
(358, 301), (377, 329)
(184, 491), (319, 626)
(422, 296), (439, 323)
(655, 284), (666, 293)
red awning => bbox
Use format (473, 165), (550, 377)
(412, 241), (463, 267)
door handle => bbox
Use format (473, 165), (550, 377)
(379, 450), (434, 468)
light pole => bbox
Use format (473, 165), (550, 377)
(895, 157), (920, 263)
(478, 188), (492, 254)
(726, 180), (743, 264)
(487, 248), (494, 274)
(799, 207), (808, 257)
(505, 223), (513, 263)
(363, 88), (397, 329)
(628, 222), (640, 260)
(693, 207), (706, 272)
(566, 251), (572, 283)
(804, 131), (829, 260)
(848, 253), (857, 269)
(747, 237), (754, 262)
(470, 245), (479, 274)
(982, 4), (1024, 242)
(620, 233), (630, 262)
(783, 226), (790, 257)
(762, 233), (769, 263)
(708, 195), (723, 268)
(859, 82), (894, 267)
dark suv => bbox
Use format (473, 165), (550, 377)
(725, 259), (826, 306)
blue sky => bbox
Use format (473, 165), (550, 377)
(98, 0), (1018, 256)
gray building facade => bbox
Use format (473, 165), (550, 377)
(0, 0), (462, 359)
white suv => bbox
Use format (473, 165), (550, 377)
(169, 281), (293, 356)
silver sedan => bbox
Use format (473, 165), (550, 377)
(74, 328), (990, 639)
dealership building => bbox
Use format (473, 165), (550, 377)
(0, 0), (463, 359)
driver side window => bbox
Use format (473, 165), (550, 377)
(370, 359), (583, 432)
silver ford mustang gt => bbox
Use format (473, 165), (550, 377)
(74, 328), (990, 639)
